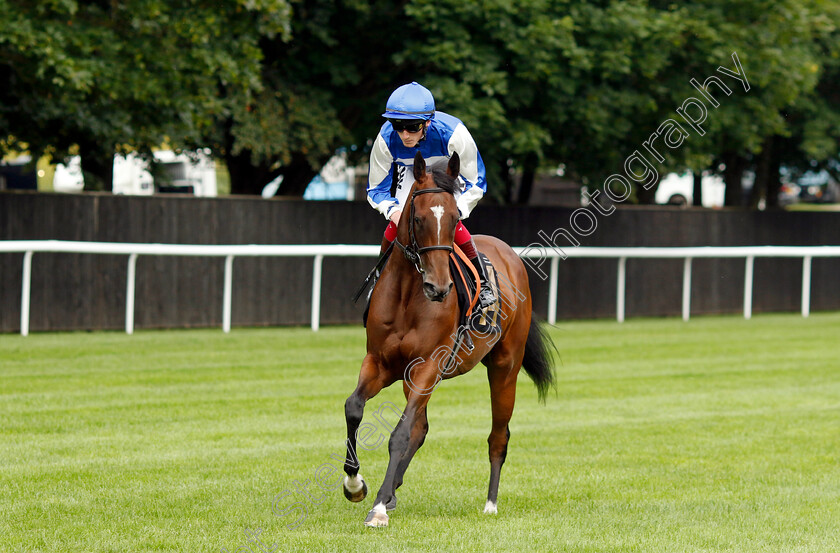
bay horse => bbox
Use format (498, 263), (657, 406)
(343, 151), (556, 527)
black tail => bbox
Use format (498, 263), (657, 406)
(522, 316), (558, 403)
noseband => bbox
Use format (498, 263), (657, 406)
(394, 187), (454, 274)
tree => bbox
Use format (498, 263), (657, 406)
(0, 0), (289, 190)
(3, 0), (838, 205)
(616, 0), (840, 208)
(396, 0), (838, 207)
(210, 0), (416, 195)
(766, 1), (840, 206)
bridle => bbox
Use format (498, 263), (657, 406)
(393, 187), (454, 274)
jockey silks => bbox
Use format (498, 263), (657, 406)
(367, 111), (487, 221)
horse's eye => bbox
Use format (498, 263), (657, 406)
(414, 216), (422, 225)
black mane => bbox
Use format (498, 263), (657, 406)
(428, 163), (459, 194)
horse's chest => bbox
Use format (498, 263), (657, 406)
(378, 331), (439, 373)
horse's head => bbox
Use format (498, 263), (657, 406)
(402, 151), (461, 302)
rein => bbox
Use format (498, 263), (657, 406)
(393, 187), (454, 274)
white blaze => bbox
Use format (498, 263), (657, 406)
(430, 205), (445, 242)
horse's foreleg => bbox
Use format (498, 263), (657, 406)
(485, 365), (519, 515)
(391, 384), (430, 505)
(364, 364), (437, 527)
(365, 406), (427, 513)
(343, 354), (388, 503)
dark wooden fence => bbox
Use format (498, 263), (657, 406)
(2, 191), (839, 333)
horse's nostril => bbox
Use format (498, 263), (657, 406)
(423, 282), (449, 301)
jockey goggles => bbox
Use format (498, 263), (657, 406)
(389, 119), (425, 133)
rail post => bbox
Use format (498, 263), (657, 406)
(126, 253), (138, 334)
(20, 251), (33, 337)
(223, 255), (234, 333)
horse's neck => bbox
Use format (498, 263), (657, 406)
(378, 253), (418, 305)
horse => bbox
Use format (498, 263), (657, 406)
(342, 151), (556, 527)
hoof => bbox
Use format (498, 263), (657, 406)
(343, 475), (367, 503)
(364, 508), (389, 528)
(483, 500), (498, 514)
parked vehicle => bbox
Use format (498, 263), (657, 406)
(53, 150), (217, 196)
(655, 171), (725, 208)
(777, 182), (801, 206)
(0, 155), (38, 191)
(148, 149), (217, 196)
(53, 156), (85, 193)
(792, 169), (838, 204)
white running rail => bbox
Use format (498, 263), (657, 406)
(2, 241), (840, 335)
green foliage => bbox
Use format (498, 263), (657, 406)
(399, 0), (840, 203)
(228, 84), (350, 169)
(1, 0), (839, 201)
(0, 0), (289, 184)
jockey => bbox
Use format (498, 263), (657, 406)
(367, 81), (496, 309)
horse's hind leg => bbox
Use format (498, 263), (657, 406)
(343, 353), (390, 502)
(485, 351), (522, 515)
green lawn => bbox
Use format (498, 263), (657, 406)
(2, 314), (839, 552)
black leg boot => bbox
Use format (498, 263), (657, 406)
(470, 254), (497, 309)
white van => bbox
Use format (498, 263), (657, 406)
(655, 171), (725, 208)
(53, 156), (85, 193)
(52, 150), (217, 196)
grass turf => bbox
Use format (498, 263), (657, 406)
(1, 313), (839, 552)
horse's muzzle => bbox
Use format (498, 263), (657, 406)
(423, 281), (453, 302)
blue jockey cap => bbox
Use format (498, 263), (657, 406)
(382, 82), (436, 120)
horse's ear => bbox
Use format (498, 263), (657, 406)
(413, 152), (426, 181)
(447, 152), (460, 178)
